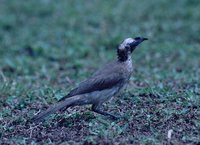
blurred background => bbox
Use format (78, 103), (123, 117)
(0, 0), (199, 144)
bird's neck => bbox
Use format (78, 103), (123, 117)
(125, 55), (133, 68)
(118, 54), (132, 70)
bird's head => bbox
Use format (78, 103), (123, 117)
(117, 37), (148, 61)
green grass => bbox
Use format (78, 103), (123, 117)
(0, 0), (199, 144)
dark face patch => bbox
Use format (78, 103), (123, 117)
(129, 41), (140, 48)
(117, 47), (129, 62)
(134, 37), (141, 40)
(129, 45), (135, 53)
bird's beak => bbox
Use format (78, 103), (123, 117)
(142, 38), (148, 41)
(129, 37), (148, 52)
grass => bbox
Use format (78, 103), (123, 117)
(0, 0), (199, 144)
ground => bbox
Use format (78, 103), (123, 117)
(0, 0), (199, 144)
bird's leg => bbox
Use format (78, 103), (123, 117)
(92, 104), (119, 120)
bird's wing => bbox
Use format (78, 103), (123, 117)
(60, 72), (125, 101)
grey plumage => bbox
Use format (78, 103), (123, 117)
(31, 37), (148, 122)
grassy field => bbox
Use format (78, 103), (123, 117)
(0, 0), (199, 144)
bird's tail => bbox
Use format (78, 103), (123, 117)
(31, 95), (83, 123)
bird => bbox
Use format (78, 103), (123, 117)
(31, 37), (148, 123)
